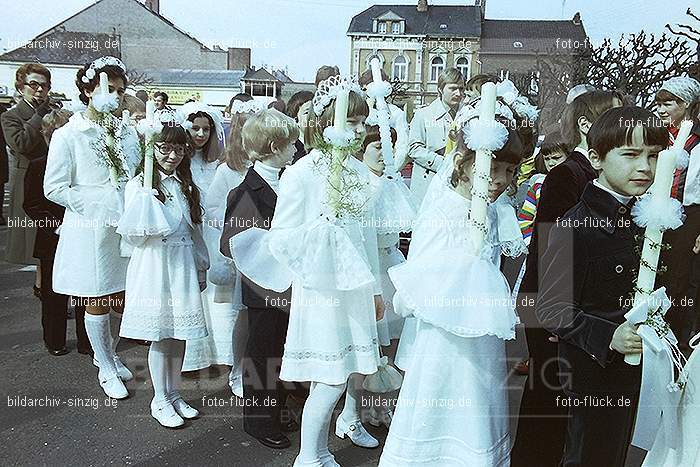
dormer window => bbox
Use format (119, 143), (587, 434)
(513, 41), (523, 48)
(439, 24), (448, 30)
(378, 22), (387, 34)
(392, 22), (400, 34)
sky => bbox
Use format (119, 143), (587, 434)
(0, 0), (695, 82)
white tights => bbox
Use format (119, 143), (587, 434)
(297, 381), (347, 463)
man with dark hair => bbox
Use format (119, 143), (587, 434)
(406, 67), (464, 205)
(153, 91), (169, 111)
(135, 89), (149, 104)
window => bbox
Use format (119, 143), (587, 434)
(513, 41), (523, 48)
(392, 55), (407, 81)
(430, 56), (445, 82)
(456, 56), (469, 79)
(378, 22), (387, 34)
(392, 22), (401, 34)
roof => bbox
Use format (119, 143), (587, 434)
(480, 18), (588, 55)
(348, 5), (481, 37)
(242, 68), (280, 82)
(31, 0), (215, 53)
(272, 69), (294, 83)
(143, 69), (245, 87)
(0, 30), (120, 65)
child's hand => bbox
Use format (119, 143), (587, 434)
(693, 234), (700, 254)
(610, 322), (642, 355)
(374, 295), (385, 321)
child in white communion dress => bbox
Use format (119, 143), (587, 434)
(118, 123), (209, 428)
(379, 110), (527, 466)
(231, 76), (384, 466)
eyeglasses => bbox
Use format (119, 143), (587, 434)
(24, 81), (50, 91)
(155, 143), (188, 156)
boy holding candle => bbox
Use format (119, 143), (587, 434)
(535, 106), (668, 466)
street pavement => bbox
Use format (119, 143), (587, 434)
(0, 221), (646, 467)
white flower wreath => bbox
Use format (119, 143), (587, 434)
(312, 75), (364, 117)
(81, 56), (126, 83)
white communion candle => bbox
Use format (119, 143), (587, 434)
(626, 119), (693, 365)
(99, 72), (109, 95)
(370, 58), (383, 84)
(334, 89), (349, 132)
(146, 100), (155, 124)
(469, 82), (497, 252)
(143, 100), (156, 190)
(121, 110), (130, 126)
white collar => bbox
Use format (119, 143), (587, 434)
(573, 146), (587, 157)
(593, 179), (633, 205)
(158, 169), (182, 183)
(253, 160), (282, 179)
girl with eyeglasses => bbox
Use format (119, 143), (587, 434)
(118, 123), (209, 428)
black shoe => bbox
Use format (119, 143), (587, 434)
(33, 285), (42, 300)
(254, 433), (291, 449)
(47, 346), (69, 356)
(77, 346), (93, 356)
(281, 419), (300, 433)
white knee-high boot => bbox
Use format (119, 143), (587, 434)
(336, 373), (379, 448)
(165, 339), (198, 419)
(295, 382), (347, 467)
(84, 313), (128, 399)
(149, 340), (184, 428)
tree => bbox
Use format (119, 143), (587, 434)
(666, 8), (700, 81)
(127, 69), (154, 88)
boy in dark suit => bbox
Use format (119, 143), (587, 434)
(220, 109), (299, 449)
(535, 106), (668, 466)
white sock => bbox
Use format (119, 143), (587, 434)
(149, 340), (169, 403)
(85, 313), (118, 376)
(110, 311), (122, 356)
(298, 382), (346, 463)
(165, 339), (185, 399)
(340, 373), (364, 421)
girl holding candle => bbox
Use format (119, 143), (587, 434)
(178, 103), (234, 373)
(379, 94), (526, 466)
(534, 106), (668, 467)
(230, 75), (382, 466)
(44, 57), (140, 399)
(118, 121), (209, 428)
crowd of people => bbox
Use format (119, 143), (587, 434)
(1, 54), (700, 466)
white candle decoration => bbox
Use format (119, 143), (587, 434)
(370, 58), (383, 84)
(626, 119), (693, 365)
(99, 72), (109, 95)
(143, 100), (156, 190)
(468, 82), (497, 252)
(334, 89), (349, 132)
(369, 58), (395, 173)
(121, 109), (130, 127)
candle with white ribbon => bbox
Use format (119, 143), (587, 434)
(468, 82), (497, 252)
(370, 57), (395, 173)
(143, 100), (156, 190)
(329, 89), (350, 215)
(99, 72), (109, 95)
(121, 109), (130, 127)
(625, 119), (693, 365)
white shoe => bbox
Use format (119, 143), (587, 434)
(114, 356), (133, 381)
(170, 394), (199, 419)
(151, 400), (184, 428)
(98, 371), (129, 399)
(292, 458), (324, 467)
(93, 357), (133, 381)
(335, 415), (379, 448)
(320, 450), (341, 467)
(368, 407), (393, 428)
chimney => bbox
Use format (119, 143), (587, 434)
(228, 47), (251, 70)
(145, 0), (160, 14)
(572, 12), (581, 25)
(417, 0), (428, 13)
(476, 0), (487, 21)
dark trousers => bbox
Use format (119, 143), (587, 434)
(243, 306), (291, 438)
(662, 206), (700, 344)
(512, 326), (568, 467)
(40, 255), (89, 351)
(560, 390), (638, 467)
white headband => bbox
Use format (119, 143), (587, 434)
(312, 75), (364, 116)
(81, 56), (126, 83)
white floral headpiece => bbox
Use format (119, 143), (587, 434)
(495, 79), (539, 122)
(180, 101), (225, 144)
(312, 75), (364, 117)
(81, 56), (126, 83)
(230, 99), (264, 114)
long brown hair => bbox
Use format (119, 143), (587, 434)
(222, 112), (252, 173)
(138, 125), (203, 224)
(304, 91), (369, 149)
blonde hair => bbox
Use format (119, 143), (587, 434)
(42, 109), (73, 144)
(223, 112), (252, 172)
(242, 109), (300, 161)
